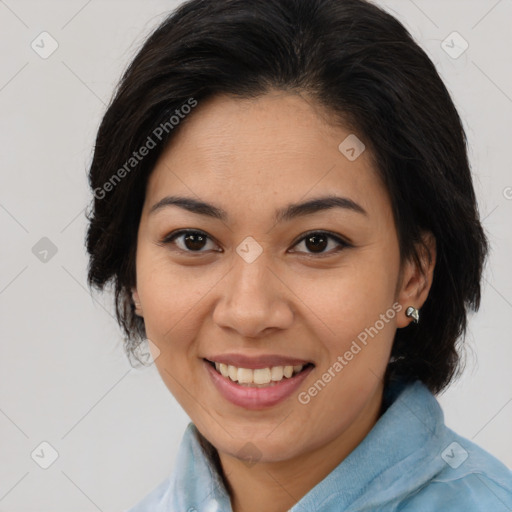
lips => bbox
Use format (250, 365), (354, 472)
(203, 354), (315, 409)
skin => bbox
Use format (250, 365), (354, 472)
(132, 91), (436, 512)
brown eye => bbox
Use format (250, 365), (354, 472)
(292, 231), (350, 256)
(304, 233), (328, 253)
(162, 230), (219, 253)
(182, 232), (208, 251)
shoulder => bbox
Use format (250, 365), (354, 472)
(398, 431), (512, 511)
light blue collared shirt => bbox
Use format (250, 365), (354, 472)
(126, 379), (512, 511)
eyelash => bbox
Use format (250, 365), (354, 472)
(159, 229), (351, 257)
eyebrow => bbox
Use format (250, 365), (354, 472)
(149, 194), (368, 223)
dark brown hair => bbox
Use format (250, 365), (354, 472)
(86, 0), (489, 394)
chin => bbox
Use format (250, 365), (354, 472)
(204, 421), (313, 463)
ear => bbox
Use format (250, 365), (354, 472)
(131, 288), (144, 317)
(395, 231), (436, 328)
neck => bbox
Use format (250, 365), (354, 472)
(216, 386), (385, 512)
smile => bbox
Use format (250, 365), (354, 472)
(203, 358), (315, 409)
(207, 360), (313, 387)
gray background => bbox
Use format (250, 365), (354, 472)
(0, 0), (511, 510)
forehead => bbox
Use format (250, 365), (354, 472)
(144, 92), (391, 223)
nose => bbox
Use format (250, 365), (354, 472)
(212, 253), (294, 338)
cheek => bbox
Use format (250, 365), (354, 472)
(302, 261), (399, 388)
(307, 262), (397, 338)
(136, 256), (204, 405)
(135, 245), (194, 343)
(139, 284), (199, 350)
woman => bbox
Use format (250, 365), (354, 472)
(86, 0), (512, 510)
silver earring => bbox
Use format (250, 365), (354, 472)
(406, 306), (419, 324)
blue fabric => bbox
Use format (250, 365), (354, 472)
(125, 379), (512, 511)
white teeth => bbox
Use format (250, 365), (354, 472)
(283, 365), (293, 378)
(228, 365), (238, 381)
(211, 361), (306, 385)
(219, 363), (229, 378)
(253, 368), (271, 384)
(237, 368), (253, 384)
(270, 366), (284, 381)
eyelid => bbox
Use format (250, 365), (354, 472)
(290, 229), (352, 249)
(288, 230), (351, 258)
(160, 229), (220, 252)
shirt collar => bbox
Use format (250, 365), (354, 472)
(163, 379), (449, 511)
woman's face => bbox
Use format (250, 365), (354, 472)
(133, 91), (422, 465)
